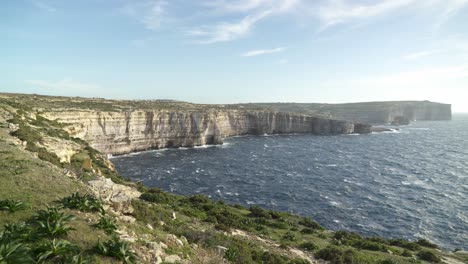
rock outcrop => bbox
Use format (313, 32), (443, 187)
(242, 101), (452, 124)
(44, 110), (362, 155)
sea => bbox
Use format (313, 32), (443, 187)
(112, 114), (468, 250)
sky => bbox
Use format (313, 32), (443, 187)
(2, 0), (468, 111)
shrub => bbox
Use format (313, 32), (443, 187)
(140, 188), (177, 204)
(416, 239), (438, 249)
(93, 216), (118, 234)
(300, 228), (316, 234)
(298, 217), (323, 230)
(417, 250), (441, 263)
(0, 199), (26, 213)
(2, 222), (32, 241)
(249, 206), (272, 219)
(34, 207), (75, 238)
(388, 239), (420, 251)
(300, 242), (318, 251)
(96, 237), (136, 264)
(60, 192), (104, 214)
(35, 239), (79, 263)
(315, 245), (359, 264)
(0, 233), (34, 264)
(400, 249), (412, 257)
(282, 232), (297, 242)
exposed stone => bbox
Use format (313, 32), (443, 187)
(164, 255), (182, 263)
(44, 110), (361, 155)
(87, 177), (141, 214)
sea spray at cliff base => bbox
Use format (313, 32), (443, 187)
(113, 114), (468, 250)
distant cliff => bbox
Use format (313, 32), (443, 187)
(240, 101), (452, 124)
(43, 110), (366, 155)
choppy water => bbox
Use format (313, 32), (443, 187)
(113, 114), (468, 250)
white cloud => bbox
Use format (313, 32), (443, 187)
(403, 50), (441, 60)
(315, 0), (468, 30)
(122, 0), (167, 30)
(25, 79), (102, 94)
(32, 0), (57, 12)
(189, 0), (299, 43)
(188, 10), (272, 43)
(316, 0), (416, 29)
(204, 0), (298, 13)
(242, 47), (286, 57)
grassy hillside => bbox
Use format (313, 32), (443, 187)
(0, 94), (466, 264)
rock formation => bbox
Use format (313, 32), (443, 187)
(242, 101), (452, 124)
(43, 110), (362, 155)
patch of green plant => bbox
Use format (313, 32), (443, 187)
(95, 237), (136, 264)
(93, 215), (117, 235)
(34, 207), (75, 238)
(333, 231), (388, 252)
(60, 192), (104, 214)
(315, 245), (359, 264)
(416, 239), (438, 249)
(2, 222), (32, 241)
(387, 239), (421, 251)
(299, 241), (318, 251)
(417, 250), (441, 263)
(0, 233), (34, 264)
(34, 238), (80, 263)
(0, 199), (26, 213)
(298, 217), (323, 230)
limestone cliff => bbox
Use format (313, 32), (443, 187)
(241, 101), (452, 124)
(43, 110), (359, 155)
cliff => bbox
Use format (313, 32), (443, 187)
(43, 110), (360, 155)
(240, 101), (452, 124)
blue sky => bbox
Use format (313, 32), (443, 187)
(2, 0), (468, 111)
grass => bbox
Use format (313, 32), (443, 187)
(0, 97), (460, 264)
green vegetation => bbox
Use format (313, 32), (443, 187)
(93, 216), (117, 235)
(60, 192), (104, 214)
(0, 94), (463, 264)
(0, 199), (26, 213)
(96, 237), (136, 264)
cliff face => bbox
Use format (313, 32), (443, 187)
(242, 101), (452, 124)
(331, 101), (452, 124)
(44, 110), (358, 155)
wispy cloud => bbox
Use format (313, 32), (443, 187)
(242, 47), (286, 57)
(316, 0), (416, 29)
(25, 79), (102, 94)
(315, 0), (468, 30)
(189, 0), (299, 43)
(188, 10), (272, 43)
(205, 0), (299, 13)
(32, 0), (57, 12)
(403, 50), (441, 60)
(122, 0), (167, 30)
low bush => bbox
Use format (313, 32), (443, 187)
(315, 245), (359, 264)
(0, 199), (26, 213)
(34, 207), (75, 238)
(417, 250), (441, 263)
(93, 216), (117, 234)
(35, 239), (79, 263)
(0, 233), (34, 264)
(298, 217), (323, 230)
(2, 222), (32, 241)
(387, 239), (421, 251)
(300, 241), (318, 251)
(96, 237), (136, 264)
(60, 192), (104, 214)
(416, 239), (438, 249)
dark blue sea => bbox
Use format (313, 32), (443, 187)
(112, 114), (468, 250)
